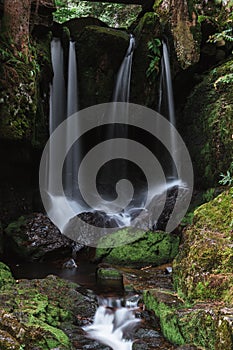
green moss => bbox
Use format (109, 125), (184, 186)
(96, 229), (180, 268)
(97, 267), (122, 280)
(173, 189), (233, 304)
(143, 289), (228, 349)
(0, 262), (15, 289)
(183, 59), (233, 188)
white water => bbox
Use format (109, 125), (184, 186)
(64, 41), (79, 198)
(158, 40), (178, 178)
(113, 34), (135, 102)
(83, 296), (141, 350)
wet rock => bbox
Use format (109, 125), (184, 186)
(97, 267), (123, 280)
(4, 213), (74, 261)
(0, 263), (98, 350)
(143, 288), (233, 349)
(76, 26), (129, 109)
(64, 17), (108, 40)
(62, 258), (78, 269)
(95, 229), (180, 268)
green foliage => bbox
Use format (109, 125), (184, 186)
(180, 211), (195, 227)
(54, 0), (141, 27)
(202, 188), (216, 202)
(219, 162), (233, 186)
(146, 38), (161, 81)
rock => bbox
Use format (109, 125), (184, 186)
(181, 58), (233, 188)
(76, 25), (129, 109)
(173, 188), (233, 304)
(153, 0), (201, 71)
(0, 264), (98, 350)
(95, 229), (180, 268)
(131, 12), (161, 109)
(97, 267), (123, 280)
(0, 262), (15, 289)
(4, 213), (74, 261)
(64, 16), (108, 40)
(62, 258), (78, 269)
(143, 288), (233, 349)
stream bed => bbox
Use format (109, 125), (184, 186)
(5, 258), (181, 350)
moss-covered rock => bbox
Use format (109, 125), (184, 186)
(143, 288), (233, 350)
(0, 262), (15, 289)
(97, 266), (123, 280)
(0, 263), (98, 350)
(182, 59), (233, 188)
(76, 25), (129, 109)
(173, 188), (233, 304)
(95, 229), (180, 268)
(4, 213), (73, 261)
(153, 0), (201, 71)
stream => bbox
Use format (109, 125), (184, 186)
(6, 257), (179, 350)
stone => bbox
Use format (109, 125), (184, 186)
(181, 58), (233, 188)
(95, 229), (180, 268)
(173, 188), (233, 304)
(4, 213), (74, 261)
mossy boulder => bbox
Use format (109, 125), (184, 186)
(95, 229), (180, 268)
(173, 188), (233, 304)
(76, 25), (129, 109)
(0, 263), (97, 350)
(97, 266), (123, 280)
(181, 59), (233, 188)
(143, 288), (233, 350)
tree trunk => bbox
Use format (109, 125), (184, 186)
(4, 0), (31, 54)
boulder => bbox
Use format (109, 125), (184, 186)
(173, 187), (233, 304)
(95, 229), (180, 268)
(4, 213), (74, 261)
(181, 59), (233, 188)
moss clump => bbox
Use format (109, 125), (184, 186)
(0, 262), (15, 289)
(182, 59), (233, 188)
(143, 289), (232, 349)
(173, 188), (233, 304)
(95, 229), (180, 268)
(97, 267), (123, 280)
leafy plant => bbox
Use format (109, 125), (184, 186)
(208, 28), (233, 44)
(219, 162), (233, 186)
(54, 0), (141, 27)
(202, 188), (216, 202)
(146, 38), (161, 81)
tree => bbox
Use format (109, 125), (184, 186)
(3, 0), (31, 54)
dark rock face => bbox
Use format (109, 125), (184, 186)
(4, 213), (75, 261)
(180, 59), (233, 188)
(76, 25), (129, 109)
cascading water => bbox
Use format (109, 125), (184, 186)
(64, 41), (79, 198)
(158, 39), (177, 179)
(83, 296), (141, 350)
(47, 38), (83, 229)
(113, 34), (135, 102)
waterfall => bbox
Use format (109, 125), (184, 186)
(64, 41), (79, 198)
(46, 38), (82, 229)
(113, 34), (135, 102)
(83, 296), (141, 350)
(158, 40), (177, 179)
(49, 38), (66, 134)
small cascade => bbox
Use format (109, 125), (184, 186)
(113, 34), (135, 102)
(64, 41), (79, 198)
(158, 39), (177, 179)
(83, 296), (141, 350)
(49, 38), (66, 134)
